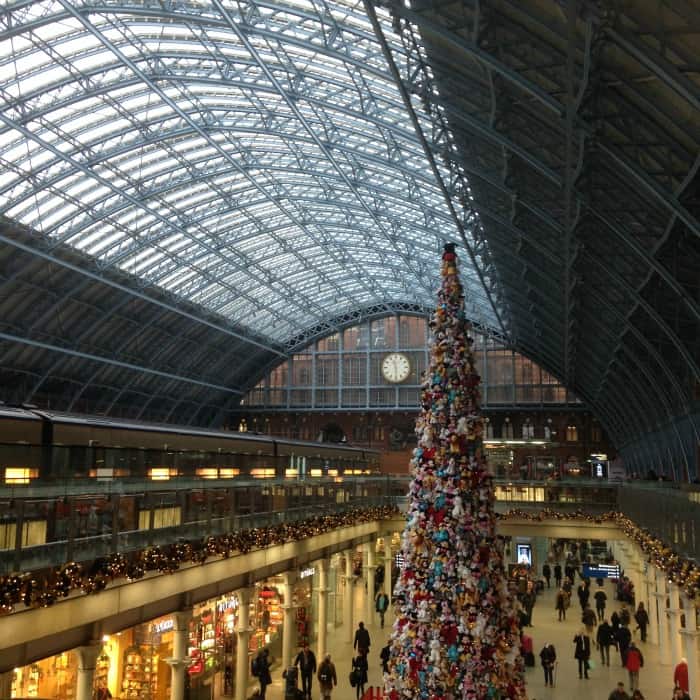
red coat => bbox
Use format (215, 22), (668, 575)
(625, 647), (644, 672)
(674, 661), (689, 692)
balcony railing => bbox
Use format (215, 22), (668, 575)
(1, 475), (698, 574)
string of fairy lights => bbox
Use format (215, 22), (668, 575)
(0, 505), (398, 614)
(1, 504), (696, 617)
(500, 509), (700, 604)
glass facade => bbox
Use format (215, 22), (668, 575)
(243, 315), (581, 410)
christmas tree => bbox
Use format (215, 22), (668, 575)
(385, 244), (527, 700)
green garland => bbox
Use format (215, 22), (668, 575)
(0, 504), (399, 614)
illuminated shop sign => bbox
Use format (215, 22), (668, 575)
(217, 596), (239, 613)
(300, 567), (315, 579)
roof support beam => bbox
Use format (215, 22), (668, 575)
(362, 0), (507, 336)
(0, 330), (243, 395)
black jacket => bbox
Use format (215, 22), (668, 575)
(351, 655), (368, 685)
(597, 622), (615, 646)
(539, 644), (556, 667)
(354, 627), (371, 652)
(295, 649), (317, 675)
(573, 634), (590, 660)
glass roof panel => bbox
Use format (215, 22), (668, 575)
(0, 0), (503, 342)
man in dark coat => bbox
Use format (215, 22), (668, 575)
(542, 563), (551, 588)
(554, 563), (563, 587)
(294, 643), (317, 699)
(596, 618), (614, 666)
(573, 630), (591, 679)
(353, 621), (371, 656)
(594, 588), (607, 622)
(617, 624), (632, 667)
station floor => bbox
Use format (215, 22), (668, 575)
(262, 576), (679, 700)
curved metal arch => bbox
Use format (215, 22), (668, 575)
(392, 3), (700, 236)
(581, 290), (687, 421)
(1, 0), (506, 343)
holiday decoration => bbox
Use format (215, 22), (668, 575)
(0, 505), (397, 614)
(500, 509), (700, 603)
(385, 244), (527, 700)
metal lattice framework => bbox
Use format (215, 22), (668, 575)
(365, 0), (700, 477)
(0, 0), (698, 475)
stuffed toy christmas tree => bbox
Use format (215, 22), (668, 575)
(384, 244), (527, 700)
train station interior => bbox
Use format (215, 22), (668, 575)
(0, 0), (698, 699)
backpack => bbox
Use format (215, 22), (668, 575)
(251, 657), (261, 677)
(319, 663), (331, 683)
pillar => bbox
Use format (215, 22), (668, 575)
(0, 671), (14, 698)
(165, 609), (192, 700)
(282, 572), (297, 670)
(316, 558), (330, 660)
(668, 582), (684, 664)
(76, 642), (102, 700)
(654, 568), (672, 665)
(235, 587), (255, 700)
(344, 548), (355, 644)
(366, 541), (376, 624)
(384, 535), (393, 597)
(645, 565), (659, 645)
(680, 593), (700, 700)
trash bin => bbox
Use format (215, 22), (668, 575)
(283, 666), (298, 700)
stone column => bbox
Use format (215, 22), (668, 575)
(344, 548), (355, 644)
(366, 541), (376, 624)
(654, 568), (672, 665)
(668, 582), (684, 664)
(680, 593), (700, 700)
(76, 642), (102, 700)
(384, 536), (393, 597)
(235, 587), (255, 700)
(165, 609), (192, 700)
(316, 559), (330, 660)
(282, 571), (297, 670)
(645, 564), (659, 645)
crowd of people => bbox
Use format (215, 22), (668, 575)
(511, 538), (694, 700)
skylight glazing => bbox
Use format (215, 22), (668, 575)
(0, 0), (501, 342)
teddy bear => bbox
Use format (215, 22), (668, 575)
(429, 638), (441, 665)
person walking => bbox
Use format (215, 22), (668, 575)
(573, 629), (591, 679)
(673, 687), (691, 700)
(634, 602), (649, 643)
(252, 649), (273, 700)
(597, 618), (614, 666)
(543, 563), (551, 588)
(317, 654), (337, 700)
(582, 603), (597, 635)
(608, 681), (630, 700)
(617, 623), (632, 667)
(556, 588), (567, 621)
(351, 654), (368, 700)
(380, 642), (391, 674)
(624, 641), (644, 692)
(375, 592), (389, 629)
(674, 657), (689, 694)
(353, 621), (371, 656)
(294, 643), (317, 699)
(630, 690), (645, 700)
(577, 581), (590, 612)
(595, 587), (608, 622)
(554, 563), (563, 588)
(539, 642), (556, 687)
(522, 588), (536, 627)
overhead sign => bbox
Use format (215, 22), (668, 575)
(582, 563), (620, 579)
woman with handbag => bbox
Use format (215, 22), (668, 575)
(350, 654), (368, 700)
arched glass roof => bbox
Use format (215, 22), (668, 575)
(0, 0), (501, 342)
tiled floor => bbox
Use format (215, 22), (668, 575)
(263, 576), (679, 700)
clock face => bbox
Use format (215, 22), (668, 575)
(382, 353), (411, 383)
